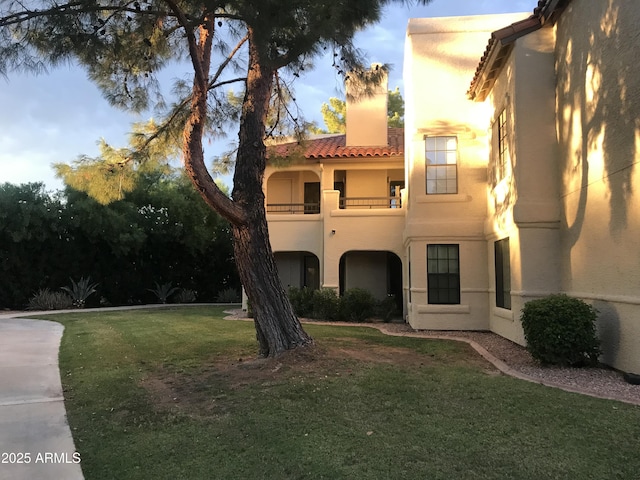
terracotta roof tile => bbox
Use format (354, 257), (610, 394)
(270, 127), (404, 160)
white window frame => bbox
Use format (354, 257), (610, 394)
(425, 136), (458, 195)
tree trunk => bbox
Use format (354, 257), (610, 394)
(178, 17), (312, 356)
(231, 31), (313, 356)
(232, 215), (312, 357)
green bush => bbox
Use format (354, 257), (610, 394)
(148, 282), (179, 304)
(175, 288), (197, 304)
(286, 286), (389, 322)
(216, 287), (240, 303)
(339, 288), (376, 322)
(520, 294), (601, 366)
(311, 288), (340, 321)
(288, 287), (315, 317)
(61, 276), (98, 308)
(28, 289), (73, 311)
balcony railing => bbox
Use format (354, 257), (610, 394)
(339, 196), (402, 209)
(267, 203), (320, 214)
(267, 196), (402, 214)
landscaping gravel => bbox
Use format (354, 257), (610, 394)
(378, 323), (640, 406)
(224, 310), (639, 406)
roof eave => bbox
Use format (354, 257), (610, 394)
(467, 16), (541, 102)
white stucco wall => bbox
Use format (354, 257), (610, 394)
(403, 14), (527, 330)
(346, 70), (388, 147)
(555, 0), (640, 373)
(484, 26), (560, 345)
(345, 169), (388, 200)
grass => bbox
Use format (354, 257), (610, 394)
(37, 306), (640, 480)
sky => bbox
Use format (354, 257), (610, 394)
(0, 0), (534, 192)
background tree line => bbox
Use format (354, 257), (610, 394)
(0, 171), (240, 310)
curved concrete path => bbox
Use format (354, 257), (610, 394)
(0, 317), (83, 480)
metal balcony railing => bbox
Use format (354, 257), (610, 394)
(266, 203), (321, 214)
(339, 196), (402, 209)
(267, 196), (402, 213)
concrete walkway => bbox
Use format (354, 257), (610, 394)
(0, 317), (83, 480)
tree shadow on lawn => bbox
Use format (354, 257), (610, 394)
(139, 338), (496, 419)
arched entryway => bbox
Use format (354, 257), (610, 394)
(266, 171), (321, 214)
(339, 251), (403, 310)
(274, 251), (320, 290)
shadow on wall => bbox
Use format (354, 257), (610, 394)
(593, 300), (620, 368)
(557, 1), (638, 244)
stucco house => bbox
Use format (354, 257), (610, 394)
(265, 0), (640, 375)
(265, 71), (405, 309)
(467, 0), (639, 375)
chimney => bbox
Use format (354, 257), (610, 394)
(345, 64), (388, 147)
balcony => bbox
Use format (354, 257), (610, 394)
(267, 196), (401, 214)
(266, 203), (321, 214)
(339, 196), (402, 209)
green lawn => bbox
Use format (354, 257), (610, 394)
(40, 306), (640, 480)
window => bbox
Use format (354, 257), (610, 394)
(494, 109), (508, 181)
(427, 244), (460, 304)
(426, 136), (457, 194)
(494, 238), (511, 309)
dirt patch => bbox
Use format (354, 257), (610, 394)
(140, 339), (494, 418)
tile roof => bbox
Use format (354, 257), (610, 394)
(270, 127), (404, 160)
(467, 0), (572, 101)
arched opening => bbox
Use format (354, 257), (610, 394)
(339, 251), (403, 310)
(274, 251), (320, 291)
(266, 171), (321, 214)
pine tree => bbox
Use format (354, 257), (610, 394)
(387, 87), (405, 128)
(320, 98), (348, 134)
(0, 0), (430, 356)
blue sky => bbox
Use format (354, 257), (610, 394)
(0, 0), (533, 191)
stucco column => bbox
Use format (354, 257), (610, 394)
(322, 190), (341, 291)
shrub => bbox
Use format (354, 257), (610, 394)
(288, 287), (315, 317)
(339, 288), (376, 322)
(61, 276), (98, 308)
(216, 287), (240, 303)
(28, 289), (73, 311)
(311, 288), (340, 320)
(520, 294), (601, 366)
(148, 282), (179, 304)
(175, 288), (197, 304)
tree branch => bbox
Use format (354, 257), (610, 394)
(162, 0), (246, 226)
(163, 0), (207, 88)
(135, 76), (246, 155)
(0, 2), (173, 28)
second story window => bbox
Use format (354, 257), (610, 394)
(493, 109), (509, 182)
(426, 136), (458, 194)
